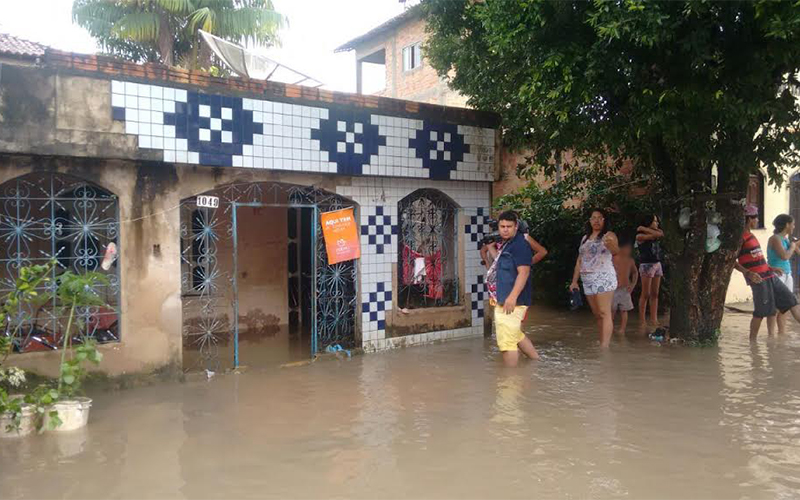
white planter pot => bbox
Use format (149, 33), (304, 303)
(0, 404), (36, 438)
(44, 397), (92, 432)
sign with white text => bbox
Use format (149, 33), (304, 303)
(320, 208), (360, 264)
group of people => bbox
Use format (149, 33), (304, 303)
(484, 204), (800, 367)
(737, 204), (800, 338)
(482, 209), (664, 366)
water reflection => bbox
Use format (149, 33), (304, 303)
(1, 307), (800, 499)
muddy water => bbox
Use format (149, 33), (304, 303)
(3, 307), (800, 499)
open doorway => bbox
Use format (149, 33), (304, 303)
(180, 182), (358, 373)
(232, 205), (314, 368)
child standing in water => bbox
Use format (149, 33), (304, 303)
(612, 238), (639, 334)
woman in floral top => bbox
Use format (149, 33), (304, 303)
(570, 209), (619, 348)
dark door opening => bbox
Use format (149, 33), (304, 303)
(234, 205), (313, 368)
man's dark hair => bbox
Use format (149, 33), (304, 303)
(498, 211), (519, 223)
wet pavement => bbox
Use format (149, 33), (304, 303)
(2, 306), (800, 499)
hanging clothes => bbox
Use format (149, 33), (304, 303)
(402, 245), (424, 285)
(402, 244), (444, 299)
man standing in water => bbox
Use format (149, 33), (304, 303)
(486, 211), (539, 366)
(735, 204), (800, 338)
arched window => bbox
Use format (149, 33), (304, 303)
(397, 189), (460, 309)
(0, 173), (120, 352)
(747, 172), (765, 229)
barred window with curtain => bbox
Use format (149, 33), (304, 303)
(397, 189), (460, 309)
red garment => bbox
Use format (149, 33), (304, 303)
(739, 232), (774, 280)
(401, 245), (444, 299)
(402, 245), (423, 285)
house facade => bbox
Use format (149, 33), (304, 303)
(0, 37), (500, 376)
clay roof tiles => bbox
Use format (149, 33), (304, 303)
(0, 33), (47, 58)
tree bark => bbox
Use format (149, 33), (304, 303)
(666, 193), (745, 342)
(157, 13), (174, 67)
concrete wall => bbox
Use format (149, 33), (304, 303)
(0, 154), (366, 376)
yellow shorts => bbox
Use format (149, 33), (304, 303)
(493, 305), (528, 351)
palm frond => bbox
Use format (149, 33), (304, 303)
(73, 0), (132, 32)
(153, 0), (195, 15)
(216, 7), (284, 46)
(112, 11), (162, 43)
(188, 7), (217, 32)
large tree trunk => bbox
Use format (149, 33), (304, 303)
(665, 192), (745, 342)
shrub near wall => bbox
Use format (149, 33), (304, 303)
(496, 167), (666, 308)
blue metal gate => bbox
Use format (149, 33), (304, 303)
(180, 182), (357, 372)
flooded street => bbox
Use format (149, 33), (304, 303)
(3, 307), (800, 499)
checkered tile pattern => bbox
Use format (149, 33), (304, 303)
(360, 205), (396, 255)
(471, 274), (487, 319)
(465, 207), (492, 250)
(340, 179), (491, 346)
(464, 206), (492, 325)
(362, 282), (392, 333)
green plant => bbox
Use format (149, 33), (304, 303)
(496, 166), (661, 306)
(72, 0), (285, 69)
(54, 271), (107, 399)
(0, 262), (54, 432)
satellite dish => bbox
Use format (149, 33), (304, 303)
(199, 30), (324, 88)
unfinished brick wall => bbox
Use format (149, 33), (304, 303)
(372, 17), (467, 107)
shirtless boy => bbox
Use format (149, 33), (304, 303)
(612, 238), (639, 334)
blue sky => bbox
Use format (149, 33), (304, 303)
(0, 0), (412, 92)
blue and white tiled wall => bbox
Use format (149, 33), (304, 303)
(111, 80), (495, 181)
(336, 178), (492, 352)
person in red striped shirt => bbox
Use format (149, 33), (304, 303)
(734, 204), (800, 339)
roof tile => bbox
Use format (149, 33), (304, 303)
(0, 33), (47, 58)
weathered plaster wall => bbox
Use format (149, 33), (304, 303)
(0, 58), (497, 373)
(0, 153), (357, 376)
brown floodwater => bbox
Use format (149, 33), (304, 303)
(2, 306), (800, 499)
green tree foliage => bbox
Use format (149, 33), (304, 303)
(425, 0), (800, 340)
(496, 167), (660, 306)
(72, 0), (285, 69)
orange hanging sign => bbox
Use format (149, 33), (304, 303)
(320, 207), (361, 264)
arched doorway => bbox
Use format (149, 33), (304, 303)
(180, 182), (358, 372)
(0, 172), (120, 352)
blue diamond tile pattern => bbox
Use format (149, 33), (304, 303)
(465, 207), (492, 250)
(313, 109), (385, 176)
(360, 205), (396, 255)
(408, 123), (468, 181)
(362, 281), (392, 334)
(111, 80), (495, 181)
